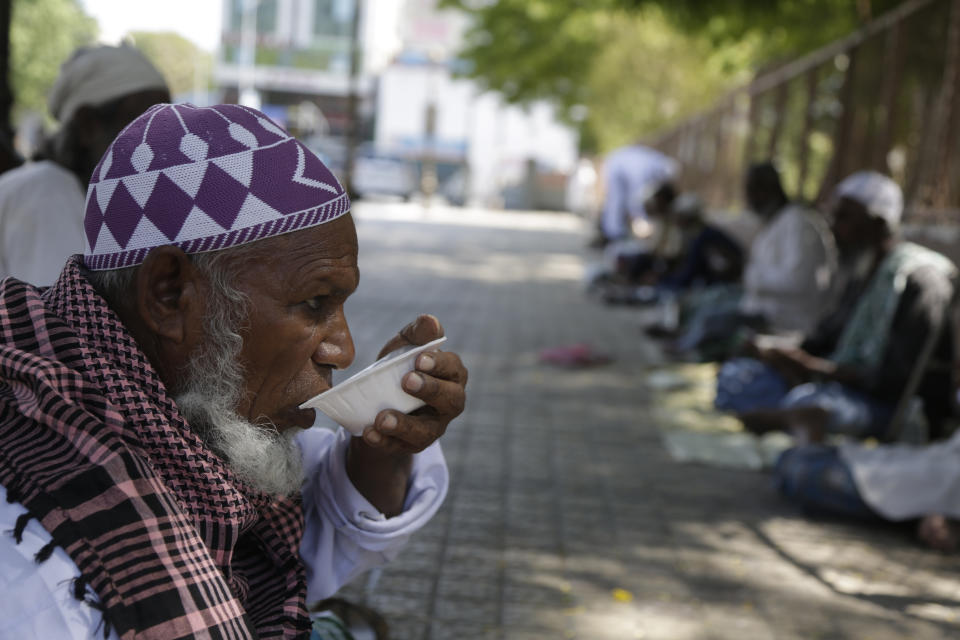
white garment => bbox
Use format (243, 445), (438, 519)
(0, 426), (448, 640)
(0, 161), (86, 286)
(740, 203), (835, 333)
(840, 431), (960, 521)
(600, 145), (677, 240)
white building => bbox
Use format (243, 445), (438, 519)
(374, 0), (579, 207)
(215, 0), (580, 208)
(375, 59), (578, 207)
(214, 0), (401, 134)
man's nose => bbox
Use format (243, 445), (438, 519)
(313, 308), (355, 370)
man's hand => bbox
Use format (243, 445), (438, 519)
(762, 346), (827, 386)
(346, 314), (468, 516)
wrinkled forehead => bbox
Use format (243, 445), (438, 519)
(231, 214), (359, 279)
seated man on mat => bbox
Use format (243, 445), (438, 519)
(715, 171), (956, 442)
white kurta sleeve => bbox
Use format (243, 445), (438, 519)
(0, 162), (85, 287)
(0, 484), (120, 640)
(297, 427), (449, 603)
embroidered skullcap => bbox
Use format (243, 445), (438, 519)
(83, 103), (351, 270)
(834, 171), (903, 230)
(48, 45), (168, 124)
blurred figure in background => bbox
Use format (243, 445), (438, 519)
(665, 162), (835, 359)
(716, 171), (956, 442)
(608, 181), (678, 287)
(656, 192), (744, 292)
(739, 162), (835, 335)
(592, 143), (677, 247)
(601, 191), (745, 305)
(0, 44), (170, 285)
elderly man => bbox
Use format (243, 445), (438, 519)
(716, 170), (955, 442)
(0, 103), (466, 638)
(0, 44), (170, 285)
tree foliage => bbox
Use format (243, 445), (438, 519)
(618, 0), (904, 57)
(128, 31), (213, 99)
(584, 9), (757, 152)
(10, 0), (98, 121)
(441, 0), (909, 152)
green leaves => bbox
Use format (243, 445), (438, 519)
(128, 31), (213, 99)
(10, 0), (98, 121)
(441, 0), (909, 152)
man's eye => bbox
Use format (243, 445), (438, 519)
(304, 296), (326, 311)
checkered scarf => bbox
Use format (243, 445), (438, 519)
(0, 257), (311, 639)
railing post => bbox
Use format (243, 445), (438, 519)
(796, 67), (820, 200)
(766, 82), (791, 160)
(870, 20), (905, 173)
(818, 47), (859, 203)
(931, 0), (960, 212)
(742, 86), (761, 178)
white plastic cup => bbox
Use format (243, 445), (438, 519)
(299, 336), (448, 435)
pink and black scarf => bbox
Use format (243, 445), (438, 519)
(0, 257), (311, 639)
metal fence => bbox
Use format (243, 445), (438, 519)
(649, 0), (960, 224)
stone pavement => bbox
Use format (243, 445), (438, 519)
(333, 201), (960, 640)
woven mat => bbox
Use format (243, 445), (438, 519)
(646, 363), (793, 470)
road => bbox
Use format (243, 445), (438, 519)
(332, 200), (960, 640)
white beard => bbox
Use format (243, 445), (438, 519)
(175, 390), (305, 498)
(172, 275), (304, 498)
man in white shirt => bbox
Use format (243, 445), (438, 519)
(0, 103), (465, 639)
(739, 162), (836, 334)
(595, 144), (678, 246)
(0, 44), (170, 285)
(669, 163), (836, 357)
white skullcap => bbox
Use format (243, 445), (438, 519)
(671, 192), (703, 220)
(48, 45), (168, 125)
(834, 171), (903, 229)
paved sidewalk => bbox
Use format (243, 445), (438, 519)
(335, 202), (960, 640)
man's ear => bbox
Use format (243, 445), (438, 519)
(135, 245), (203, 345)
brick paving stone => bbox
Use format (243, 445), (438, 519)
(332, 203), (960, 639)
(435, 573), (501, 601)
(428, 621), (502, 640)
(431, 596), (500, 623)
(384, 617), (431, 640)
(501, 601), (573, 633)
(373, 572), (437, 598)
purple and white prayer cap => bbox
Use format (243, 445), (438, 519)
(83, 103), (351, 271)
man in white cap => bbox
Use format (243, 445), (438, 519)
(0, 103), (466, 638)
(717, 170), (956, 443)
(0, 44), (170, 285)
(770, 172), (960, 550)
